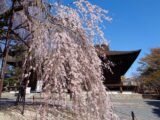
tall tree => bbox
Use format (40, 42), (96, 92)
(0, 0), (119, 119)
(138, 48), (160, 93)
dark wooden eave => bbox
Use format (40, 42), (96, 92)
(100, 49), (141, 84)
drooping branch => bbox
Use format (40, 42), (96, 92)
(0, 5), (23, 19)
(10, 30), (30, 48)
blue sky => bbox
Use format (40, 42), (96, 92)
(87, 0), (160, 77)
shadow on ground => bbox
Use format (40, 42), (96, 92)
(145, 100), (160, 118)
(0, 98), (16, 109)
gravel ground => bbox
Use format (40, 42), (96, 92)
(0, 92), (160, 120)
(111, 94), (160, 120)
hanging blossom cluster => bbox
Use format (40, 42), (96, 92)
(73, 0), (112, 44)
(47, 0), (112, 44)
(10, 0), (119, 119)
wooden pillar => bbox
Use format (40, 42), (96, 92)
(120, 80), (123, 93)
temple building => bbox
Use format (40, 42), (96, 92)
(96, 44), (141, 92)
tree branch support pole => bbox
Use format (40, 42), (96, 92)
(131, 111), (135, 120)
(0, 0), (15, 97)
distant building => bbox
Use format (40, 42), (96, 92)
(123, 77), (138, 86)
